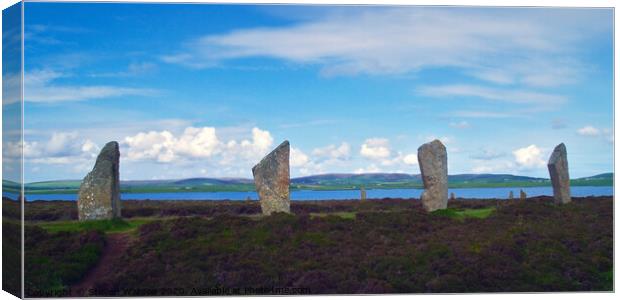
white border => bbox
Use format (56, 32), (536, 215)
(0, 1), (616, 300)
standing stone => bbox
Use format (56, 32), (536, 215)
(417, 139), (448, 212)
(520, 189), (527, 200)
(508, 191), (514, 200)
(360, 186), (367, 201)
(450, 192), (456, 201)
(77, 141), (121, 220)
(252, 140), (290, 215)
(547, 143), (571, 204)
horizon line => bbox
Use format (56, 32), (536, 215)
(13, 171), (614, 184)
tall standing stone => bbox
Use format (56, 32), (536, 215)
(450, 192), (456, 201)
(77, 141), (121, 220)
(360, 186), (367, 201)
(508, 191), (514, 200)
(252, 140), (290, 215)
(547, 143), (571, 204)
(417, 139), (448, 212)
(520, 189), (527, 200)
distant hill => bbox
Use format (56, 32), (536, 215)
(7, 172), (611, 194)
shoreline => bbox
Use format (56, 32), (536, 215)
(11, 182), (614, 195)
(9, 185), (613, 202)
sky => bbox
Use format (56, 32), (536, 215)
(2, 2), (22, 183)
(9, 3), (613, 182)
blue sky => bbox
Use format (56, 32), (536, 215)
(15, 3), (613, 182)
(2, 2), (22, 182)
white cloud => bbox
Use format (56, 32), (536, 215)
(24, 69), (159, 103)
(289, 142), (353, 175)
(358, 137), (418, 171)
(46, 132), (80, 156)
(513, 144), (546, 169)
(312, 142), (351, 161)
(176, 127), (221, 158)
(402, 153), (418, 165)
(162, 8), (605, 85)
(379, 151), (420, 167)
(472, 144), (559, 174)
(290, 147), (310, 167)
(4, 132), (100, 168)
(124, 126), (274, 164)
(124, 130), (177, 163)
(577, 125), (601, 137)
(81, 140), (99, 154)
(360, 138), (391, 159)
(576, 126), (614, 145)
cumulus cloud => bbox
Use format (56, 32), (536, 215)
(124, 130), (177, 162)
(290, 147), (310, 167)
(358, 138), (417, 172)
(513, 144), (546, 169)
(312, 142), (351, 161)
(124, 126), (273, 164)
(288, 142), (354, 176)
(360, 138), (391, 159)
(3, 132), (100, 172)
(471, 146), (541, 174)
(176, 127), (221, 159)
(402, 153), (418, 165)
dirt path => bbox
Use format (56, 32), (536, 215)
(71, 233), (131, 297)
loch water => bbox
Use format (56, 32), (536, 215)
(18, 186), (614, 201)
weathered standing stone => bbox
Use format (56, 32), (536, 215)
(252, 140), (290, 215)
(508, 191), (514, 200)
(77, 141), (121, 220)
(417, 139), (448, 212)
(520, 189), (527, 201)
(450, 192), (456, 201)
(547, 143), (571, 204)
(360, 186), (367, 201)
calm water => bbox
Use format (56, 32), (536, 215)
(14, 186), (614, 201)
